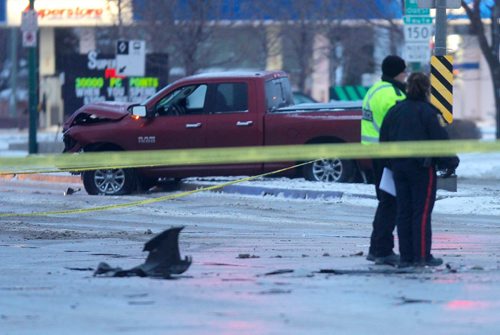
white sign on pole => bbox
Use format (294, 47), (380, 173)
(21, 9), (38, 32)
(404, 42), (431, 63)
(116, 40), (146, 77)
(404, 24), (433, 42)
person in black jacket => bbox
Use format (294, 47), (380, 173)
(379, 72), (459, 267)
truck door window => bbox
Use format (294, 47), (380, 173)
(213, 83), (248, 113)
(265, 78), (293, 112)
(156, 84), (207, 116)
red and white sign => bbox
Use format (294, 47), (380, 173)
(22, 30), (37, 47)
(7, 0), (126, 27)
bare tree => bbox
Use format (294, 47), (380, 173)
(280, 1), (318, 93)
(135, 0), (234, 76)
(106, 0), (133, 39)
(461, 0), (500, 139)
(316, 1), (379, 86)
(237, 1), (283, 70)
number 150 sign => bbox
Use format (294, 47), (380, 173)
(404, 24), (433, 42)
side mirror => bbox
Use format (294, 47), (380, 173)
(131, 105), (147, 118)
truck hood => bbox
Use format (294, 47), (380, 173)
(63, 101), (134, 129)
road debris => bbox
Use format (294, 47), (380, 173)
(64, 187), (81, 196)
(93, 226), (191, 279)
(237, 254), (260, 259)
(259, 269), (295, 276)
(397, 296), (434, 305)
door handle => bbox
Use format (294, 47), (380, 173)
(236, 121), (253, 127)
(185, 123), (202, 128)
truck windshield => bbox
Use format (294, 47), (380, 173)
(141, 83), (173, 106)
(265, 78), (294, 112)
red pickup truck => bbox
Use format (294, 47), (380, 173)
(63, 70), (371, 195)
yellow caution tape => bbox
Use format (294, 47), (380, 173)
(0, 140), (499, 175)
(1, 139), (499, 217)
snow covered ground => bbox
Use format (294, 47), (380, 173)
(1, 127), (500, 217)
(183, 151), (500, 216)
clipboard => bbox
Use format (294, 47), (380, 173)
(379, 167), (396, 196)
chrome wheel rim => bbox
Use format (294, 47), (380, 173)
(94, 169), (126, 194)
(311, 159), (343, 182)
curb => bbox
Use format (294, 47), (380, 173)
(0, 173), (81, 184)
(0, 173), (377, 200)
(180, 182), (345, 199)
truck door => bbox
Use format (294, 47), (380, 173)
(144, 84), (208, 150)
(202, 81), (263, 175)
(135, 84), (209, 176)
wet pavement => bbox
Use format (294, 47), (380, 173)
(1, 177), (500, 335)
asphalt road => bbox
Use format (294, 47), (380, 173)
(1, 178), (500, 335)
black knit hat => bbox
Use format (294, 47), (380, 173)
(382, 55), (406, 78)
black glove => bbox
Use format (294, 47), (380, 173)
(440, 168), (455, 178)
(437, 155), (460, 171)
(448, 156), (460, 170)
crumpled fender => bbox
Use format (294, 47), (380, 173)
(63, 101), (134, 129)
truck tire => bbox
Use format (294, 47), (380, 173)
(303, 159), (356, 183)
(82, 168), (136, 195)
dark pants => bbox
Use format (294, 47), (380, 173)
(368, 159), (397, 257)
(393, 163), (436, 263)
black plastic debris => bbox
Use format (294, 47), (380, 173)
(397, 296), (433, 305)
(65, 267), (94, 271)
(64, 187), (81, 196)
(237, 254), (260, 259)
(94, 226), (192, 279)
(315, 267), (424, 275)
(259, 269), (294, 276)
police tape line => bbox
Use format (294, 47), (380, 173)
(0, 161), (311, 218)
(0, 139), (499, 175)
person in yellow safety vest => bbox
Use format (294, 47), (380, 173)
(363, 55), (407, 266)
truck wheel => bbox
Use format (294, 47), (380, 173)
(82, 168), (136, 195)
(303, 159), (356, 183)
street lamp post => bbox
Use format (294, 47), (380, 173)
(28, 0), (38, 154)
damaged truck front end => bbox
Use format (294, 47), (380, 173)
(62, 101), (132, 153)
(62, 102), (140, 195)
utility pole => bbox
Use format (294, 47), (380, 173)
(9, 28), (18, 118)
(27, 0), (38, 154)
(117, 0), (124, 37)
(434, 0), (448, 56)
(418, 0), (461, 125)
(417, 0), (461, 56)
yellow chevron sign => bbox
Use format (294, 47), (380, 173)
(430, 55), (454, 124)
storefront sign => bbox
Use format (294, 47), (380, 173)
(57, 51), (168, 116)
(7, 0), (123, 26)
